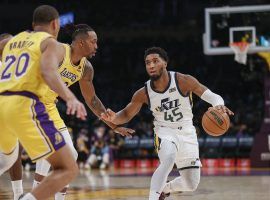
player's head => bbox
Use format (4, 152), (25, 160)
(0, 33), (13, 61)
(0, 33), (12, 42)
(32, 5), (60, 38)
(144, 47), (169, 81)
(66, 24), (98, 59)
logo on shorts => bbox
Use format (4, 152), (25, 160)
(191, 158), (199, 166)
(55, 132), (63, 145)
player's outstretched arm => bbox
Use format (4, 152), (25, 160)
(101, 87), (147, 125)
(79, 61), (134, 137)
(176, 73), (234, 115)
(40, 38), (87, 120)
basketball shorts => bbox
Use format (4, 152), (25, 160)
(0, 91), (66, 162)
(154, 126), (202, 170)
(44, 102), (66, 131)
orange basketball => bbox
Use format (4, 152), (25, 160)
(202, 108), (230, 136)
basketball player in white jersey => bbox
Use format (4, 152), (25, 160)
(101, 47), (234, 200)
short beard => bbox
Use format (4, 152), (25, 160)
(150, 69), (163, 81)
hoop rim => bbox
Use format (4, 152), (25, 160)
(229, 41), (250, 47)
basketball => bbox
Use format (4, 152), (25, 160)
(202, 108), (230, 136)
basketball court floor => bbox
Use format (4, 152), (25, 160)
(0, 168), (269, 200)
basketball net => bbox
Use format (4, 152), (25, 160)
(230, 42), (250, 65)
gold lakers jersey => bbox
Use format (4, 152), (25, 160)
(0, 31), (53, 97)
(42, 44), (86, 104)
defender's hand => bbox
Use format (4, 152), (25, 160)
(113, 127), (135, 137)
(66, 98), (87, 120)
(101, 108), (116, 122)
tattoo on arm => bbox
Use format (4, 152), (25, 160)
(90, 95), (106, 115)
(90, 95), (118, 129)
(80, 60), (117, 129)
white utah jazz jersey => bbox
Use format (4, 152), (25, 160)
(146, 71), (194, 130)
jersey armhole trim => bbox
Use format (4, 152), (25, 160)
(189, 92), (193, 107)
(144, 83), (151, 109)
(175, 72), (189, 97)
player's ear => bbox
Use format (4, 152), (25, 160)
(80, 39), (84, 47)
(51, 19), (59, 30)
(164, 61), (167, 68)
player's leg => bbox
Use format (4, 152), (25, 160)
(87, 152), (98, 167)
(162, 134), (201, 194)
(0, 143), (19, 176)
(33, 129), (78, 200)
(149, 139), (177, 200)
(26, 145), (78, 199)
(0, 96), (20, 176)
(9, 145), (24, 200)
(162, 168), (200, 193)
(7, 95), (78, 200)
(33, 159), (51, 188)
(100, 147), (109, 169)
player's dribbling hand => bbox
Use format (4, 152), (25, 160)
(66, 98), (87, 120)
(113, 127), (135, 138)
(100, 108), (116, 122)
(210, 105), (234, 116)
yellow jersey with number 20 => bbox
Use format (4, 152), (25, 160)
(0, 31), (53, 97)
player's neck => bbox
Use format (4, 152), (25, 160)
(34, 26), (55, 37)
(152, 71), (170, 91)
(70, 46), (83, 65)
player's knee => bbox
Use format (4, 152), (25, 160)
(35, 159), (51, 177)
(186, 173), (200, 191)
(0, 145), (19, 175)
(187, 179), (199, 191)
(64, 160), (79, 181)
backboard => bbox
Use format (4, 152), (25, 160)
(203, 5), (270, 55)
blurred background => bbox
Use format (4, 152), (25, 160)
(1, 0), (270, 170)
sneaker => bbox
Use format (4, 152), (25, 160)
(159, 192), (170, 200)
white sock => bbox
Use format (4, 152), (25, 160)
(20, 193), (36, 200)
(32, 180), (40, 189)
(55, 192), (66, 200)
(55, 185), (69, 200)
(11, 180), (23, 200)
(149, 190), (161, 200)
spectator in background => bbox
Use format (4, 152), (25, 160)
(236, 124), (248, 139)
(87, 140), (110, 169)
(91, 125), (109, 144)
(107, 129), (124, 161)
(76, 128), (90, 169)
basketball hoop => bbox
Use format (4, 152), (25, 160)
(230, 42), (250, 65)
